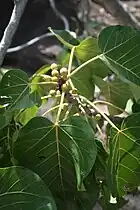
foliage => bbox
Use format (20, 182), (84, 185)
(1, 25), (140, 209)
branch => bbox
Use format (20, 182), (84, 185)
(0, 0), (28, 66)
(92, 0), (140, 28)
(7, 0), (69, 53)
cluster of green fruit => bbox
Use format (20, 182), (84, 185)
(46, 63), (77, 98)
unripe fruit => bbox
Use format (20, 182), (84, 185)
(78, 104), (82, 109)
(51, 69), (59, 77)
(51, 76), (58, 82)
(47, 94), (52, 98)
(56, 90), (61, 97)
(61, 83), (68, 92)
(60, 67), (68, 77)
(95, 113), (101, 121)
(49, 89), (56, 96)
(51, 63), (58, 70)
(83, 103), (87, 107)
(41, 75), (52, 82)
(70, 88), (78, 95)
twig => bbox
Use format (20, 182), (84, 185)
(67, 47), (76, 90)
(7, 32), (53, 53)
(7, 0), (69, 53)
(70, 55), (99, 77)
(55, 92), (65, 125)
(93, 100), (129, 115)
(0, 0), (28, 66)
(49, 0), (69, 31)
(80, 95), (120, 132)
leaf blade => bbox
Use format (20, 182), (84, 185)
(14, 116), (97, 195)
(98, 25), (140, 85)
(0, 166), (56, 210)
(107, 113), (140, 197)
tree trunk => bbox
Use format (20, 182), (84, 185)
(92, 0), (140, 28)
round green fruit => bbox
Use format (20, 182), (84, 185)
(51, 76), (58, 82)
(51, 69), (59, 77)
(60, 67), (68, 77)
(41, 75), (52, 82)
(56, 90), (61, 96)
(70, 88), (78, 94)
(49, 89), (56, 96)
(51, 63), (58, 70)
(61, 83), (68, 92)
(95, 113), (101, 121)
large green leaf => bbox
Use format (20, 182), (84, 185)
(71, 65), (95, 99)
(129, 83), (140, 102)
(0, 105), (14, 130)
(16, 105), (39, 125)
(55, 193), (79, 210)
(0, 112), (12, 131)
(0, 166), (56, 209)
(76, 169), (99, 210)
(14, 116), (97, 195)
(93, 75), (132, 114)
(0, 70), (29, 111)
(75, 37), (110, 78)
(98, 25), (140, 86)
(99, 185), (127, 210)
(0, 68), (9, 83)
(0, 126), (12, 167)
(107, 113), (140, 197)
(70, 37), (110, 99)
(94, 139), (108, 182)
(31, 65), (51, 94)
(55, 170), (99, 210)
(49, 28), (79, 48)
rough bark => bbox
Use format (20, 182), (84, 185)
(0, 0), (28, 66)
(92, 0), (140, 28)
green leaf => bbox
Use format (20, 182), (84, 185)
(99, 185), (127, 210)
(75, 37), (110, 78)
(14, 89), (42, 110)
(13, 95), (34, 109)
(31, 66), (58, 96)
(71, 65), (95, 99)
(129, 83), (140, 102)
(55, 170), (99, 210)
(0, 115), (8, 130)
(0, 119), (21, 167)
(31, 65), (51, 88)
(63, 116), (97, 190)
(95, 139), (108, 181)
(56, 193), (79, 210)
(76, 169), (99, 210)
(49, 28), (79, 48)
(30, 90), (42, 106)
(0, 111), (13, 130)
(57, 48), (71, 66)
(0, 166), (56, 209)
(0, 91), (39, 130)
(71, 37), (110, 99)
(0, 70), (29, 111)
(98, 25), (140, 86)
(16, 105), (39, 125)
(14, 116), (97, 195)
(132, 99), (140, 113)
(0, 129), (11, 167)
(57, 48), (79, 67)
(0, 68), (9, 82)
(107, 113), (140, 197)
(75, 37), (99, 60)
(93, 75), (132, 114)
